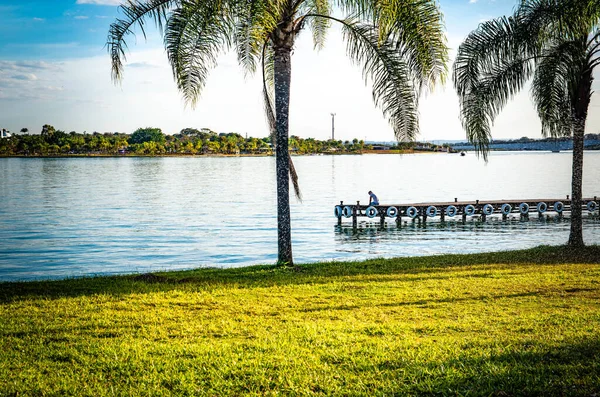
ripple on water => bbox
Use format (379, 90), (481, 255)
(0, 154), (599, 281)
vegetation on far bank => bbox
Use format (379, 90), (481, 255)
(1, 246), (599, 396)
(3, 125), (600, 158)
(0, 125), (442, 157)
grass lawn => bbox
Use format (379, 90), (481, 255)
(1, 246), (600, 396)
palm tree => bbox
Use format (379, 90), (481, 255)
(108, 0), (448, 264)
(453, 0), (599, 247)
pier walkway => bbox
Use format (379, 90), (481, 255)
(334, 196), (600, 227)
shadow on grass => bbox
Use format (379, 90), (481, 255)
(377, 337), (600, 396)
(301, 288), (600, 313)
(1, 245), (599, 303)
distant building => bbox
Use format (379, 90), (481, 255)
(415, 143), (433, 151)
(1, 129), (11, 139)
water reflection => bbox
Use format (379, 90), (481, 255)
(334, 216), (600, 257)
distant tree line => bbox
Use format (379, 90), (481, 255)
(451, 134), (600, 146)
(0, 125), (390, 156)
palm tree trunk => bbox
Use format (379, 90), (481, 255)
(567, 68), (592, 247)
(273, 44), (293, 265)
(568, 124), (584, 246)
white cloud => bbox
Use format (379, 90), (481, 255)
(74, 15), (90, 19)
(469, 0), (478, 3)
(0, 61), (62, 72)
(32, 17), (45, 21)
(126, 62), (159, 69)
(0, 61), (64, 103)
(76, 0), (122, 5)
(11, 74), (38, 81)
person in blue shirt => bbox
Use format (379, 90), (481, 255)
(368, 191), (379, 206)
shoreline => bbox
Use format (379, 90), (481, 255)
(0, 149), (444, 158)
(3, 149), (599, 159)
(1, 245), (598, 284)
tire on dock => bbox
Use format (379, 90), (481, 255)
(366, 206), (378, 218)
(406, 206), (418, 219)
(554, 201), (564, 213)
(386, 206), (398, 217)
(426, 206), (438, 217)
(482, 204), (494, 215)
(334, 205), (343, 217)
(537, 202), (547, 213)
(446, 205), (458, 217)
(501, 203), (512, 215)
(519, 203), (530, 214)
(343, 206), (353, 218)
(464, 205), (476, 216)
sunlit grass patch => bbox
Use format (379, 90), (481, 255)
(1, 245), (599, 395)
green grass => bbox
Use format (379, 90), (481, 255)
(1, 246), (600, 396)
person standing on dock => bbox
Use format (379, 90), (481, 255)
(368, 191), (379, 206)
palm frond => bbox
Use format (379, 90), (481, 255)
(463, 59), (534, 159)
(588, 28), (600, 70)
(300, 0), (331, 50)
(164, 0), (232, 107)
(334, 0), (375, 20)
(532, 39), (587, 137)
(261, 42), (276, 138)
(453, 16), (536, 160)
(288, 152), (302, 201)
(377, 0), (448, 92)
(341, 19), (419, 142)
(107, 0), (179, 82)
(233, 0), (275, 75)
(517, 0), (598, 41)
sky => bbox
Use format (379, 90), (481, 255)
(1, 0), (599, 142)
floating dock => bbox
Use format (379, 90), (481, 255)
(334, 196), (600, 227)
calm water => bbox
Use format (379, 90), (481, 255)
(1, 151), (599, 281)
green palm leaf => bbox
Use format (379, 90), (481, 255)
(107, 0), (180, 82)
(342, 19), (419, 141)
(335, 0), (375, 20)
(376, 0), (448, 90)
(300, 0), (331, 49)
(164, 1), (234, 106)
(453, 16), (536, 159)
(531, 39), (586, 137)
(233, 0), (275, 75)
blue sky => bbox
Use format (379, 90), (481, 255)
(0, 0), (598, 141)
(0, 0), (508, 58)
(0, 1), (122, 59)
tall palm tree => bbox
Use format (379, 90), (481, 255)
(108, 0), (448, 264)
(453, 0), (599, 247)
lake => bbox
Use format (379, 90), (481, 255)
(1, 151), (599, 281)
